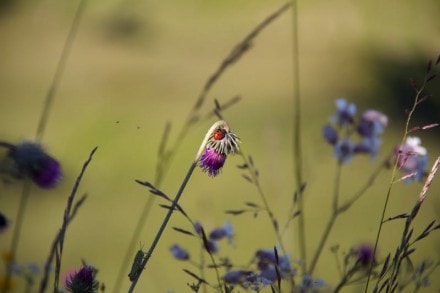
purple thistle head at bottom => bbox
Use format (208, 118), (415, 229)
(65, 266), (99, 293)
(199, 146), (226, 177)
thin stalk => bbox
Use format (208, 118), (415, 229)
(240, 152), (286, 255)
(35, 0), (88, 142)
(365, 70), (432, 292)
(290, 0), (306, 269)
(128, 162), (197, 292)
(309, 162), (342, 274)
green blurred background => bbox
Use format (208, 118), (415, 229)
(1, 0), (439, 292)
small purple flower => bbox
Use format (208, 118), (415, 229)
(209, 221), (233, 242)
(65, 265), (99, 293)
(357, 110), (388, 138)
(333, 138), (355, 163)
(297, 274), (327, 291)
(7, 141), (62, 188)
(204, 239), (219, 254)
(395, 137), (428, 182)
(193, 221), (203, 235)
(0, 212), (8, 233)
(322, 124), (338, 145)
(255, 248), (293, 281)
(332, 98), (356, 125)
(323, 100), (388, 163)
(170, 244), (190, 261)
(223, 270), (255, 284)
(354, 137), (382, 157)
(199, 146), (226, 176)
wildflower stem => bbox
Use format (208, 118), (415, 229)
(290, 0), (306, 270)
(365, 66), (433, 292)
(309, 162), (342, 274)
(35, 0), (88, 142)
(128, 161), (197, 292)
(240, 152), (286, 255)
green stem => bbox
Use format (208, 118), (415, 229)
(309, 162), (341, 275)
(290, 0), (306, 270)
(128, 162), (197, 292)
(365, 71), (431, 293)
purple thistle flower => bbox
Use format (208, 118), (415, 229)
(7, 141), (62, 188)
(199, 146), (226, 176)
(65, 266), (99, 293)
(395, 137), (428, 182)
(197, 120), (240, 177)
(354, 243), (375, 266)
(170, 244), (190, 261)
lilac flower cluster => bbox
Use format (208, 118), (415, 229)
(323, 99), (388, 163)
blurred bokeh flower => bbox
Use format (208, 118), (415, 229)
(395, 136), (428, 182)
(170, 244), (189, 261)
(323, 100), (388, 163)
(1, 141), (62, 188)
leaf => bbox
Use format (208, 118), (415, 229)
(135, 179), (154, 188)
(172, 227), (195, 237)
(402, 248), (416, 259)
(248, 155), (254, 167)
(183, 269), (208, 284)
(245, 202), (260, 208)
(427, 73), (436, 82)
(242, 174), (253, 183)
(225, 209), (246, 215)
(236, 163), (248, 169)
(383, 213), (408, 223)
(379, 254), (391, 278)
(414, 220), (437, 242)
(292, 210), (301, 218)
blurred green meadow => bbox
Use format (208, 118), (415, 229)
(1, 0), (439, 292)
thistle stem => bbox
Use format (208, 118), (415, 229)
(128, 161), (197, 292)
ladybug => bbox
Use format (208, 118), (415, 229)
(213, 129), (225, 140)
